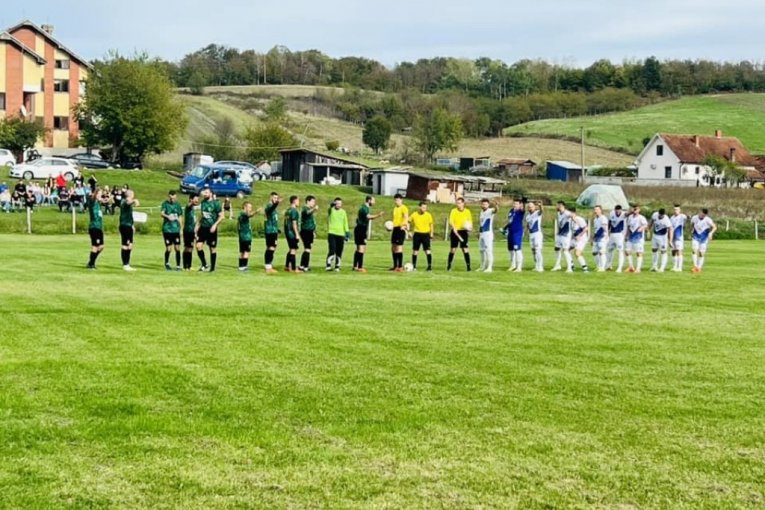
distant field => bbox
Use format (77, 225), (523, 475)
(506, 94), (765, 155)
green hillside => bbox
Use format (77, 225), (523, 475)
(506, 94), (765, 155)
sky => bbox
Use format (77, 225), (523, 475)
(4, 0), (764, 67)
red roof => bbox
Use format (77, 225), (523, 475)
(660, 133), (756, 166)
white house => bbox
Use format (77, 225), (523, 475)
(635, 131), (757, 187)
(371, 168), (410, 196)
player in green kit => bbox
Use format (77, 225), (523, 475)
(119, 189), (140, 271)
(86, 188), (105, 269)
(298, 195), (319, 272)
(195, 186), (223, 272)
(261, 192), (282, 274)
(160, 190), (183, 271)
(326, 197), (350, 272)
(284, 195), (302, 272)
(182, 194), (199, 270)
(238, 201), (255, 271)
(353, 195), (384, 273)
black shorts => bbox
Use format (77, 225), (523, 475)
(183, 231), (196, 248)
(301, 230), (315, 250)
(239, 240), (252, 253)
(197, 226), (218, 248)
(163, 232), (181, 246)
(354, 225), (368, 246)
(391, 227), (406, 246)
(265, 233), (278, 248)
(89, 228), (104, 247)
(119, 225), (134, 246)
(450, 230), (469, 249)
(413, 233), (431, 252)
(287, 237), (300, 250)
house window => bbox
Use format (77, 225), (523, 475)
(0, 92), (5, 110)
(55, 59), (70, 70)
(695, 166), (700, 175)
(664, 166), (672, 179)
(53, 80), (70, 93)
(53, 117), (69, 130)
(656, 145), (664, 156)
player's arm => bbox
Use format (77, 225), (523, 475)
(160, 205), (172, 221)
(709, 220), (718, 241)
(429, 217), (435, 239)
(402, 209), (409, 230)
(292, 215), (301, 241)
(211, 207), (224, 232)
(370, 210), (385, 220)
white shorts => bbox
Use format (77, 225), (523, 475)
(592, 239), (607, 254)
(652, 235), (669, 251)
(608, 234), (624, 251)
(555, 234), (572, 250)
(692, 239), (709, 254)
(479, 233), (494, 252)
(626, 239), (645, 253)
(672, 239), (685, 252)
(570, 235), (589, 252)
(529, 232), (543, 251)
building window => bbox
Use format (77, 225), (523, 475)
(695, 166), (700, 175)
(656, 145), (664, 156)
(54, 117), (69, 130)
(664, 166), (672, 179)
(0, 92), (5, 110)
(53, 80), (70, 93)
(55, 59), (70, 70)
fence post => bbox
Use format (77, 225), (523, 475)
(367, 219), (372, 240)
(444, 217), (449, 241)
(726, 219), (730, 232)
(26, 207), (32, 234)
(756, 220), (759, 240)
(72, 207), (77, 234)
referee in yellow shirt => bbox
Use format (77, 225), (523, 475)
(390, 193), (409, 271)
(409, 201), (434, 271)
(448, 197), (472, 271)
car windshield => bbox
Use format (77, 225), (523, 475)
(189, 166), (208, 178)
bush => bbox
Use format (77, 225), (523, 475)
(325, 140), (340, 151)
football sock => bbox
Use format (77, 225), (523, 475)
(564, 250), (573, 269)
(291, 254), (298, 270)
(164, 251), (170, 265)
(358, 252), (364, 269)
(396, 252), (403, 268)
(197, 250), (207, 267)
(692, 253), (699, 267)
(175, 251), (180, 267)
(514, 250), (523, 270)
(698, 255), (705, 269)
(464, 252), (471, 270)
(509, 250), (515, 269)
(606, 249), (613, 268)
(627, 253), (634, 268)
(301, 252), (310, 268)
(660, 252), (668, 271)
(447, 252), (455, 269)
(426, 253), (432, 269)
(210, 253), (217, 271)
(577, 255), (588, 269)
(636, 256), (643, 271)
(486, 250), (494, 270)
(478, 251), (485, 270)
(239, 258), (244, 268)
(265, 250), (274, 266)
(391, 253), (397, 267)
(617, 251), (625, 271)
(184, 251), (192, 269)
(554, 250), (562, 267)
(88, 252), (97, 266)
(412, 254), (418, 269)
(652, 252), (658, 267)
(243, 257), (249, 268)
(678, 255), (683, 270)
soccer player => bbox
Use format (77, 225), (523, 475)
(195, 187), (223, 272)
(327, 197), (350, 272)
(390, 194), (409, 271)
(552, 201), (572, 272)
(526, 201), (544, 272)
(299, 195), (319, 272)
(568, 207), (590, 272)
(86, 188), (105, 269)
(118, 189), (140, 271)
(409, 201), (434, 271)
(691, 208), (717, 273)
(182, 194), (198, 271)
(238, 201), (255, 271)
(477, 199), (497, 272)
(160, 190), (183, 271)
(607, 205), (627, 272)
(591, 205), (609, 272)
(650, 208), (673, 272)
(448, 197), (472, 272)
(353, 195), (384, 273)
(625, 204), (648, 273)
(504, 198), (525, 272)
(284, 195), (302, 272)
(262, 192), (281, 274)
(670, 204), (688, 272)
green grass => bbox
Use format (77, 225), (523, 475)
(1, 235), (764, 509)
(506, 94), (765, 155)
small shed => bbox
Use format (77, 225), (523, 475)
(461, 176), (505, 201)
(495, 158), (537, 178)
(371, 168), (410, 196)
(460, 156), (491, 172)
(406, 173), (465, 204)
(280, 148), (369, 185)
(546, 160), (583, 182)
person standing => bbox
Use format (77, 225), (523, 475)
(299, 195), (319, 272)
(119, 189), (140, 271)
(160, 190), (183, 271)
(390, 194), (409, 271)
(182, 194), (199, 271)
(478, 199), (497, 272)
(195, 187), (223, 272)
(504, 198), (525, 272)
(238, 201), (256, 271)
(86, 188), (105, 270)
(262, 192), (282, 274)
(326, 197), (350, 272)
(526, 201), (544, 272)
(607, 205), (627, 272)
(353, 195), (384, 273)
(284, 195), (302, 272)
(625, 204), (648, 273)
(650, 208), (673, 272)
(591, 206), (609, 272)
(568, 207), (590, 273)
(448, 197), (472, 272)
(670, 204), (688, 272)
(409, 201), (435, 271)
(691, 208), (717, 273)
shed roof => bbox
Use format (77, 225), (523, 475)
(547, 161), (582, 170)
(279, 147), (369, 168)
(659, 133), (757, 166)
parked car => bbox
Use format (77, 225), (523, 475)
(215, 160), (269, 181)
(10, 157), (80, 181)
(180, 164), (252, 198)
(0, 149), (17, 168)
(68, 153), (114, 169)
(118, 156), (143, 170)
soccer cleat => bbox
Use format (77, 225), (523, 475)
(551, 266), (562, 272)
(198, 266), (208, 272)
(483, 269), (493, 273)
(265, 268), (278, 274)
(356, 268), (368, 273)
(566, 269), (574, 273)
(165, 264), (173, 271)
(294, 268), (305, 273)
(123, 265), (136, 272)
(86, 263), (96, 270)
(626, 267), (635, 273)
(634, 269), (642, 273)
(326, 267), (334, 272)
(175, 267), (182, 272)
(534, 268), (544, 273)
(512, 267), (522, 272)
(650, 267), (657, 272)
(394, 267), (404, 272)
(691, 266), (701, 273)
(426, 267), (433, 272)
(334, 268), (341, 272)
(284, 268), (294, 273)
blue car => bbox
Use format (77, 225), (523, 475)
(180, 164), (252, 198)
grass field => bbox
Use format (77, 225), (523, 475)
(1, 234), (764, 509)
(506, 94), (765, 155)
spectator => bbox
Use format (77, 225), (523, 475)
(73, 174), (84, 188)
(48, 187), (59, 206)
(45, 176), (54, 191)
(58, 187), (71, 212)
(0, 188), (11, 212)
(55, 173), (67, 191)
(102, 186), (114, 215)
(72, 186), (87, 212)
(112, 186), (125, 209)
(24, 189), (36, 211)
(12, 181), (27, 210)
(30, 182), (43, 205)
(0, 181), (8, 194)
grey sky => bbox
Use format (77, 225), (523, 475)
(5, 0), (764, 67)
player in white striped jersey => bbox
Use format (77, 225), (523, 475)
(649, 208), (673, 272)
(568, 208), (590, 272)
(606, 205), (626, 272)
(625, 205), (648, 273)
(591, 206), (609, 272)
(526, 201), (544, 272)
(670, 204), (688, 272)
(477, 198), (497, 272)
(551, 201), (573, 271)
(691, 209), (717, 273)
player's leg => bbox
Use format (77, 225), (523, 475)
(335, 236), (345, 270)
(575, 244), (589, 272)
(625, 243), (634, 271)
(412, 235), (421, 270)
(196, 232), (208, 270)
(651, 247), (659, 271)
(326, 235), (337, 271)
(697, 243), (707, 270)
(606, 240), (614, 270)
(265, 235), (277, 272)
(164, 234), (172, 270)
(461, 233), (471, 271)
(477, 236), (486, 271)
(208, 236), (218, 272)
(635, 244), (644, 273)
(485, 236), (494, 273)
(513, 239), (523, 272)
(563, 241), (573, 272)
(552, 236), (563, 270)
(447, 232), (458, 271)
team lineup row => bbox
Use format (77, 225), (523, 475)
(82, 186), (718, 274)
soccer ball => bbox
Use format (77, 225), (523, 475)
(384, 220), (394, 231)
(463, 221), (473, 232)
(404, 263), (414, 272)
